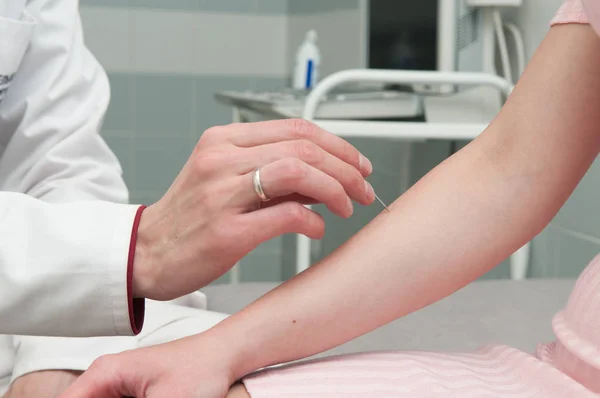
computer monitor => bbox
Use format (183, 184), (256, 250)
(367, 0), (486, 92)
(368, 0), (438, 71)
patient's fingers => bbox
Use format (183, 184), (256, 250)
(58, 355), (139, 398)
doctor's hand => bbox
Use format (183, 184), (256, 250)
(133, 119), (375, 301)
(4, 370), (81, 398)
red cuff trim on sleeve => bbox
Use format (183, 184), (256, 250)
(127, 205), (147, 335)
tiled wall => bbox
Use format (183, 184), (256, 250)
(80, 0), (412, 284)
(81, 0), (599, 283)
(80, 0), (290, 283)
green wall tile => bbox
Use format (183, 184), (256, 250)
(198, 0), (254, 13)
(409, 140), (453, 186)
(80, 0), (200, 12)
(288, 0), (359, 14)
(103, 74), (135, 132)
(195, 76), (254, 140)
(256, 236), (282, 254)
(251, 76), (289, 92)
(478, 258), (510, 280)
(137, 0), (198, 10)
(133, 137), (192, 193)
(81, 0), (289, 14)
(348, 137), (410, 176)
(529, 226), (559, 278)
(80, 0), (136, 8)
(240, 251), (282, 282)
(557, 229), (600, 278)
(211, 271), (232, 285)
(129, 190), (163, 206)
(103, 135), (134, 191)
(281, 233), (298, 281)
(257, 0), (288, 14)
(134, 74), (194, 137)
(554, 157), (600, 240)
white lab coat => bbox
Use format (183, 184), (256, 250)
(0, 0), (227, 392)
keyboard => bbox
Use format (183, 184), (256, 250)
(214, 89), (424, 120)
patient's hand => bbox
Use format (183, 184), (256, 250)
(59, 333), (234, 398)
(4, 370), (81, 398)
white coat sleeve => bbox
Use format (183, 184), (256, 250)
(0, 0), (145, 338)
(10, 295), (227, 383)
(0, 195), (143, 337)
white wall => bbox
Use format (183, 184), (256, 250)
(81, 7), (288, 77)
(287, 8), (365, 77)
(513, 0), (564, 61)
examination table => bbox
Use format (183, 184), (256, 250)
(203, 279), (574, 357)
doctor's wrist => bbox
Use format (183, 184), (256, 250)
(131, 205), (159, 299)
(126, 205), (148, 334)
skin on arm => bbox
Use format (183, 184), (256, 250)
(3, 370), (81, 398)
(205, 24), (600, 382)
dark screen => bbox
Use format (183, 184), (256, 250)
(369, 0), (438, 71)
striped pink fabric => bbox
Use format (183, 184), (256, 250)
(244, 345), (596, 397)
(242, 3), (600, 396)
(244, 254), (600, 397)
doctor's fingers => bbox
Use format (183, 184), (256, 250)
(207, 119), (373, 177)
(233, 202), (326, 251)
(242, 158), (354, 218)
(240, 140), (375, 205)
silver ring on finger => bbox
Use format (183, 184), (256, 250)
(252, 168), (271, 202)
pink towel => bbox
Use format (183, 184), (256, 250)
(243, 3), (600, 396)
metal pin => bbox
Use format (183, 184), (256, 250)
(374, 193), (390, 212)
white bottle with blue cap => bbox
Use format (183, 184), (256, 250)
(293, 30), (321, 90)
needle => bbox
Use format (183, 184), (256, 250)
(374, 193), (390, 212)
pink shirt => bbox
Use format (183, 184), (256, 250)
(552, 0), (599, 31)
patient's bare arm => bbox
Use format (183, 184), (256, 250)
(206, 24), (600, 382)
(4, 370), (81, 398)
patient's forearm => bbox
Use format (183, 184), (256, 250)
(206, 25), (600, 380)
